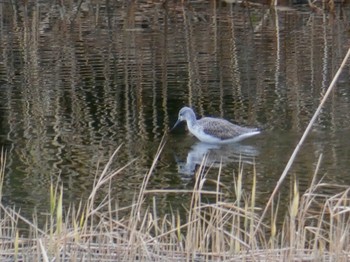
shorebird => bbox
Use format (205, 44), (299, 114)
(172, 107), (260, 144)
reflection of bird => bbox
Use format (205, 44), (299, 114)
(176, 141), (259, 175)
(172, 107), (260, 144)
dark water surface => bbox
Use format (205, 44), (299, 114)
(0, 1), (349, 217)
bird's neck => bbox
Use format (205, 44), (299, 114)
(186, 114), (197, 128)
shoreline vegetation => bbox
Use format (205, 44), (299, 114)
(0, 140), (349, 261)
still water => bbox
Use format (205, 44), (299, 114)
(0, 1), (349, 217)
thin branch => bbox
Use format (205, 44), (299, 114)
(253, 47), (350, 238)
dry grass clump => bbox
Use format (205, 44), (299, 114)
(0, 143), (349, 261)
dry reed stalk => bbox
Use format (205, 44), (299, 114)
(254, 47), (350, 237)
(123, 134), (167, 260)
(0, 148), (6, 202)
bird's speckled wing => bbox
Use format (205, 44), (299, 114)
(197, 117), (257, 140)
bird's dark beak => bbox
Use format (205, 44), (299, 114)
(170, 119), (181, 132)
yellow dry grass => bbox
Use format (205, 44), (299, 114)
(0, 142), (349, 261)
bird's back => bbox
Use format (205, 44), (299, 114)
(196, 117), (259, 141)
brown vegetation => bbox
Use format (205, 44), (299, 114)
(0, 143), (349, 261)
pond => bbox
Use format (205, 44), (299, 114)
(0, 1), (349, 219)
